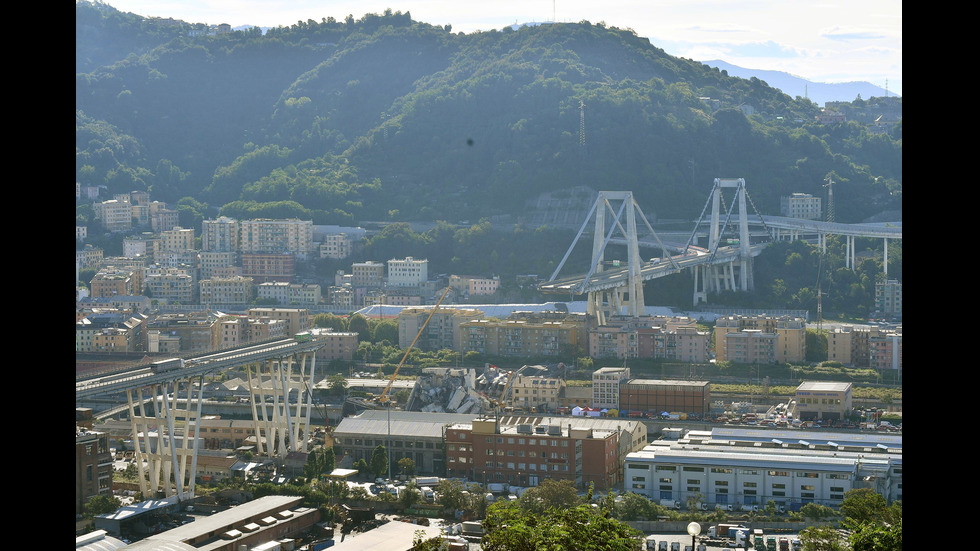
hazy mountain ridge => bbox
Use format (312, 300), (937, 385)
(702, 60), (895, 106)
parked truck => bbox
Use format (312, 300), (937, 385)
(151, 358), (185, 373)
(461, 521), (484, 542)
(659, 499), (680, 509)
(707, 524), (747, 538)
(415, 476), (440, 487)
(731, 528), (750, 549)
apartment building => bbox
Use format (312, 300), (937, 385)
(122, 233), (161, 261)
(211, 315), (287, 349)
(589, 316), (710, 363)
(77, 295), (151, 314)
(459, 317), (586, 358)
(308, 328), (359, 362)
(826, 325), (884, 367)
(399, 306), (485, 351)
(241, 252), (296, 283)
(256, 281), (322, 306)
(239, 218), (314, 259)
(351, 261), (385, 288)
(200, 276), (255, 305)
(319, 232), (352, 259)
(145, 312), (213, 353)
(76, 245), (104, 269)
(713, 315), (806, 363)
(508, 374), (565, 413)
(199, 251), (240, 279)
(202, 216), (240, 252)
(94, 199), (133, 232)
(875, 279), (902, 319)
(326, 285), (355, 310)
(246, 307), (310, 338)
(592, 367), (630, 409)
(76, 312), (148, 353)
(89, 267), (141, 298)
(780, 193), (823, 220)
(75, 426), (113, 515)
(869, 330), (902, 372)
(387, 256), (428, 288)
(159, 226), (196, 252)
(363, 290), (423, 307)
(150, 204), (180, 233)
(449, 274), (501, 299)
(144, 265), (196, 304)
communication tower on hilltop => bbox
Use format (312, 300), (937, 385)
(579, 100), (586, 149)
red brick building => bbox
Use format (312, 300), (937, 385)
(445, 417), (621, 491)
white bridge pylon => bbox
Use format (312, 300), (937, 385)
(549, 191), (672, 325)
(689, 178), (770, 304)
(125, 349), (318, 501)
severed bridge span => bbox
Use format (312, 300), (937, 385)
(538, 178), (902, 324)
(76, 336), (327, 502)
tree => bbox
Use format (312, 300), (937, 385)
(304, 447), (331, 478)
(398, 456), (416, 478)
(798, 525), (849, 551)
(616, 491), (659, 521)
(313, 313), (348, 331)
(479, 500), (642, 551)
(839, 488), (889, 524)
(848, 517), (901, 551)
(85, 495), (122, 516)
(400, 485), (421, 509)
(515, 478), (581, 515)
(799, 502), (837, 520)
(372, 318), (398, 344)
(348, 313), (372, 342)
(434, 478), (475, 512)
(326, 374), (348, 397)
(369, 444), (389, 479)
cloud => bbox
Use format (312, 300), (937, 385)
(821, 27), (888, 41)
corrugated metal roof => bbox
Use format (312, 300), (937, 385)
(707, 427), (902, 449)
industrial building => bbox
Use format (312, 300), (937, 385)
(444, 414), (648, 491)
(623, 427), (901, 511)
(92, 495), (319, 550)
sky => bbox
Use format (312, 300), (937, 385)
(98, 0), (902, 97)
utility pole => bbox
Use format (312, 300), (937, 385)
(823, 175), (835, 223)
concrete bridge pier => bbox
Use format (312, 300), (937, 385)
(126, 374), (204, 501)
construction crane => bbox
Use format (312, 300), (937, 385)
(488, 364), (537, 415)
(376, 286), (452, 406)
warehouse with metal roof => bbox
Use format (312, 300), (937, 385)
(623, 427), (901, 512)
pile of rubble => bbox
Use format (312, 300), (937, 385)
(410, 366), (529, 414)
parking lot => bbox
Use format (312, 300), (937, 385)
(641, 532), (803, 551)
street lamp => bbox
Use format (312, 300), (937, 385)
(687, 521), (701, 551)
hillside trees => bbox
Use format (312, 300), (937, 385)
(77, 4), (899, 241)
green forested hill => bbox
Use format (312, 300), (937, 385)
(75, 2), (901, 227)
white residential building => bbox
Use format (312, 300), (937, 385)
(387, 257), (428, 288)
